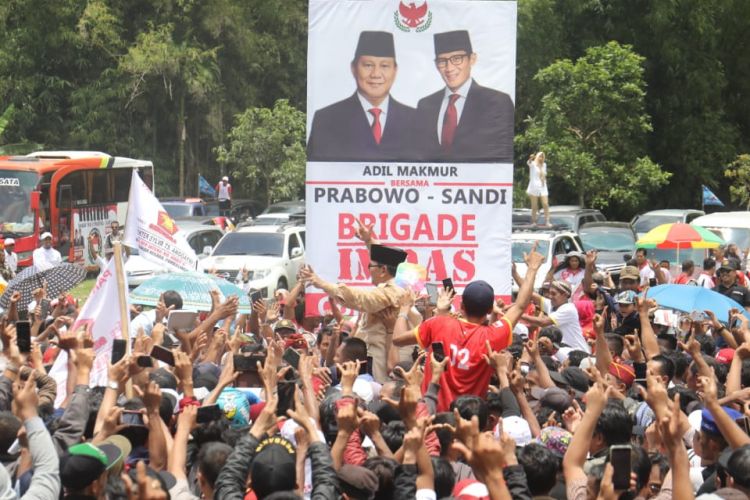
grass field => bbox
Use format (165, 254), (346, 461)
(69, 277), (96, 303)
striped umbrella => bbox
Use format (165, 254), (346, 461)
(636, 223), (725, 249)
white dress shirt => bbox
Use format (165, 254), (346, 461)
(437, 78), (473, 143)
(357, 93), (390, 132)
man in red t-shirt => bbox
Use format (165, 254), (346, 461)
(392, 247), (545, 411)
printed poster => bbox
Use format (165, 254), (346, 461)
(72, 206), (117, 268)
(306, 0), (517, 314)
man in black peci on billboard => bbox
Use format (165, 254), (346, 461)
(307, 31), (418, 162)
(415, 29), (515, 163)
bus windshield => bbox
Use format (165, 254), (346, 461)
(0, 170), (39, 237)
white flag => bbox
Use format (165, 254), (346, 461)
(49, 257), (129, 406)
(123, 169), (198, 271)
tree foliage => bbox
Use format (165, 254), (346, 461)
(0, 0), (307, 198)
(724, 155), (750, 211)
(216, 99), (306, 206)
(519, 42), (670, 216)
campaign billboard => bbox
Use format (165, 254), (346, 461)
(306, 0), (517, 314)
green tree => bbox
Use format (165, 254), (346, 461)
(518, 41), (670, 216)
(216, 99), (305, 205)
(724, 154), (750, 210)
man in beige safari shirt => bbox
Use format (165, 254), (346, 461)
(300, 242), (407, 382)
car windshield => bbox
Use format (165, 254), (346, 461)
(512, 240), (550, 263)
(253, 216), (288, 226)
(212, 232), (284, 257)
(264, 204), (302, 214)
(633, 215), (681, 234)
(0, 170), (39, 237)
(162, 203), (194, 218)
(204, 203), (220, 216)
(530, 214), (575, 229)
(700, 226), (750, 251)
(579, 228), (635, 252)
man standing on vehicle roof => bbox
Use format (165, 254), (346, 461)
(215, 176), (232, 217)
(300, 237), (407, 383)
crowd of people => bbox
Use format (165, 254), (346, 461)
(0, 223), (749, 500)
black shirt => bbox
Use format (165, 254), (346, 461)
(713, 283), (750, 307)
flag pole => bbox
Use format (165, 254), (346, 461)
(113, 242), (133, 398)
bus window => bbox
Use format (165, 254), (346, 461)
(90, 170), (109, 204)
(63, 171), (87, 206)
(113, 169), (131, 202)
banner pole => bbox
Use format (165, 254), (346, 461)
(113, 242), (133, 398)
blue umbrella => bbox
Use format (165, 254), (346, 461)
(642, 284), (750, 324)
(130, 271), (251, 313)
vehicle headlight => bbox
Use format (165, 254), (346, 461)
(254, 269), (271, 279)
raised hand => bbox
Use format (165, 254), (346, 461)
(436, 286), (455, 312)
(336, 360), (361, 396)
(524, 242), (545, 270)
(354, 217), (376, 244)
(335, 399), (359, 434)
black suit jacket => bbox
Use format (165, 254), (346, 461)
(415, 79), (515, 163)
(307, 93), (418, 162)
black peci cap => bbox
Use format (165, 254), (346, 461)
(434, 30), (473, 56)
(370, 244), (408, 267)
(354, 31), (396, 59)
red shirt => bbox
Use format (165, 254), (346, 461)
(415, 315), (513, 411)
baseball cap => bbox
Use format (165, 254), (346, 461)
(127, 465), (177, 493)
(217, 387), (250, 428)
(608, 361), (636, 387)
(99, 435), (132, 472)
(274, 319), (297, 333)
(720, 258), (739, 271)
(496, 416), (532, 446)
(716, 348), (735, 365)
(40, 232), (52, 240)
(60, 442), (118, 490)
(538, 387), (573, 414)
(562, 367), (591, 394)
(250, 436), (297, 497)
(462, 280), (495, 314)
(616, 290), (637, 304)
(452, 478), (490, 500)
(222, 176), (228, 181)
(3, 238), (13, 246)
(702, 406), (743, 435)
(620, 266), (640, 281)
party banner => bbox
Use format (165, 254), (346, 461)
(123, 170), (198, 272)
(306, 0), (516, 314)
(50, 257), (129, 405)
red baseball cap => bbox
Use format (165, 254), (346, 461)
(715, 348), (735, 365)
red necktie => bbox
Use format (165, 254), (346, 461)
(369, 108), (382, 144)
(441, 93), (461, 152)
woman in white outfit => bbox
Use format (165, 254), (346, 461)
(526, 151), (550, 226)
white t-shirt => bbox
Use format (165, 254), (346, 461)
(550, 302), (590, 353)
(4, 251), (17, 273)
(32, 246), (62, 272)
(639, 264), (655, 286)
(696, 273), (714, 289)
